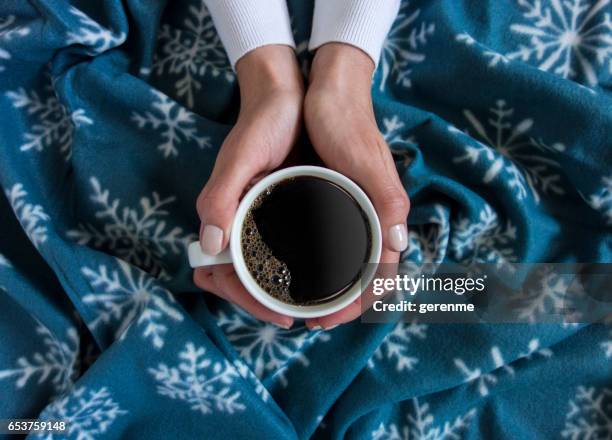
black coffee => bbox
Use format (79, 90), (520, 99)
(241, 176), (371, 305)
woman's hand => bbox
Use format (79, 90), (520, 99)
(304, 43), (410, 329)
(194, 45), (303, 329)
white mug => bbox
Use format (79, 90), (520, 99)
(188, 166), (382, 318)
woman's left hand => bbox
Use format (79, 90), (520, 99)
(303, 43), (411, 329)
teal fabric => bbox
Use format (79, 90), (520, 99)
(0, 0), (611, 438)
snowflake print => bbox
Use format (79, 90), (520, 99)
(382, 115), (417, 168)
(508, 0), (612, 87)
(0, 15), (30, 72)
(511, 265), (585, 323)
(36, 386), (127, 440)
(81, 259), (183, 349)
(455, 32), (511, 67)
(67, 177), (194, 278)
(66, 6), (126, 54)
(454, 338), (552, 396)
(0, 323), (79, 397)
(562, 386), (612, 439)
(233, 359), (271, 403)
(6, 77), (92, 161)
(377, 1), (435, 91)
(149, 342), (245, 415)
(132, 90), (210, 158)
(450, 204), (518, 268)
(368, 322), (428, 372)
(451, 99), (566, 203)
(583, 175), (612, 225)
(5, 183), (49, 249)
(372, 398), (475, 440)
(153, 3), (234, 108)
(216, 305), (331, 387)
(402, 204), (450, 269)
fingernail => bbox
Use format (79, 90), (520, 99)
(201, 225), (223, 255)
(274, 320), (292, 330)
(324, 324), (339, 330)
(389, 224), (408, 252)
(310, 325), (322, 331)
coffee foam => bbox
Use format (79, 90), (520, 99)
(241, 186), (294, 304)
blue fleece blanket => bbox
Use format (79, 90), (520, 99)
(0, 0), (611, 438)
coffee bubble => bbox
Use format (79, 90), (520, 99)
(241, 188), (294, 304)
(241, 176), (372, 306)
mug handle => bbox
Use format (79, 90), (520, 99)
(188, 241), (232, 267)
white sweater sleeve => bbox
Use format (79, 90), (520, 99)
(204, 0), (296, 69)
(309, 0), (401, 66)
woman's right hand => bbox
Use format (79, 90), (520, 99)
(194, 45), (303, 328)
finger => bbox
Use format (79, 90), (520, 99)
(305, 318), (319, 329)
(212, 269), (294, 328)
(193, 267), (226, 298)
(242, 171), (269, 196)
(196, 151), (264, 256)
(355, 146), (410, 253)
(307, 302), (361, 329)
(193, 263), (239, 296)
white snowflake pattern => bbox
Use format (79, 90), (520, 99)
(507, 0), (612, 87)
(81, 259), (183, 349)
(378, 1), (435, 91)
(0, 15), (31, 72)
(368, 322), (428, 372)
(0, 323), (79, 396)
(511, 265), (586, 323)
(450, 204), (518, 268)
(561, 386), (612, 439)
(149, 342), (245, 415)
(6, 77), (92, 161)
(382, 115), (417, 168)
(66, 6), (126, 54)
(5, 183), (50, 249)
(153, 3), (234, 108)
(583, 175), (612, 225)
(132, 90), (210, 158)
(372, 397), (476, 440)
(233, 359), (271, 403)
(402, 204), (450, 268)
(67, 177), (194, 278)
(216, 305), (331, 387)
(455, 32), (511, 67)
(454, 338), (552, 396)
(36, 386), (127, 440)
(451, 99), (565, 203)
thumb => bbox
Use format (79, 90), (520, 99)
(196, 159), (259, 255)
(360, 169), (410, 253)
